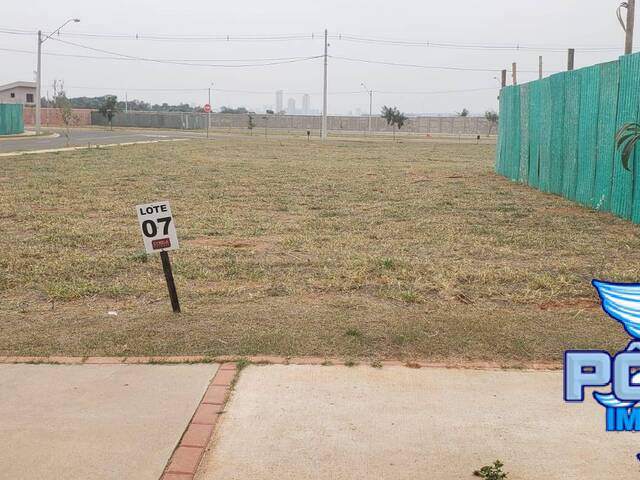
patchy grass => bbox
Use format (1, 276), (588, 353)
(0, 135), (636, 362)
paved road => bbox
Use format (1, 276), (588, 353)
(197, 365), (639, 480)
(0, 127), (203, 153)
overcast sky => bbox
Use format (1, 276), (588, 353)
(0, 0), (634, 115)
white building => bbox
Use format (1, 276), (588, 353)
(287, 98), (296, 115)
(275, 90), (283, 113)
(302, 94), (310, 114)
(0, 81), (36, 105)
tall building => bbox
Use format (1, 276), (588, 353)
(276, 90), (284, 113)
(302, 94), (310, 114)
(287, 98), (296, 115)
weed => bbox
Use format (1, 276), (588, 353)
(473, 460), (508, 480)
(345, 328), (362, 338)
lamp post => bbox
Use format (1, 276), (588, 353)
(361, 82), (373, 136)
(36, 18), (80, 135)
(206, 82), (213, 138)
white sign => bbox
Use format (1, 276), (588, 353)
(136, 200), (179, 254)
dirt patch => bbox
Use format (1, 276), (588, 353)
(184, 237), (276, 254)
(539, 298), (600, 311)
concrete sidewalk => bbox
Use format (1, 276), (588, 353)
(0, 363), (218, 480)
(197, 365), (639, 480)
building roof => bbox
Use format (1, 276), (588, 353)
(0, 81), (36, 92)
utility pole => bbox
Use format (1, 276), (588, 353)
(35, 19), (80, 135)
(36, 30), (42, 135)
(207, 86), (211, 138)
(368, 89), (372, 135)
(512, 62), (517, 85)
(538, 56), (543, 80)
(361, 82), (373, 135)
(501, 69), (507, 88)
(627, 0), (636, 54)
(125, 92), (129, 112)
(567, 49), (575, 71)
(321, 29), (328, 140)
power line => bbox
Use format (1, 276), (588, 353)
(60, 84), (498, 96)
(330, 55), (557, 73)
(0, 26), (623, 51)
(48, 37), (323, 67)
(331, 55), (507, 73)
(330, 33), (621, 52)
(0, 46), (319, 64)
(0, 27), (323, 42)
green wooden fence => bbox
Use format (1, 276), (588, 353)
(496, 51), (640, 222)
(0, 104), (24, 135)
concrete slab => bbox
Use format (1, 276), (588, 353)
(197, 365), (640, 480)
(0, 364), (218, 480)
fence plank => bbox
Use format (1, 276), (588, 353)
(610, 53), (640, 220)
(561, 70), (581, 201)
(575, 65), (601, 206)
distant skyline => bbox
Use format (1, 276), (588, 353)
(0, 0), (636, 114)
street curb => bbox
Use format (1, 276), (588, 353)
(0, 355), (563, 371)
(0, 138), (189, 157)
(160, 363), (238, 480)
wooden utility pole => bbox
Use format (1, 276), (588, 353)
(538, 56), (543, 79)
(512, 62), (517, 85)
(627, 0), (636, 54)
(567, 49), (575, 70)
(501, 69), (507, 88)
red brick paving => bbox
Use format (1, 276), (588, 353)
(181, 423), (216, 448)
(160, 363), (238, 480)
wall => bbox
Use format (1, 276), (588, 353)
(91, 110), (494, 135)
(23, 106), (93, 126)
(0, 104), (24, 135)
(496, 51), (640, 223)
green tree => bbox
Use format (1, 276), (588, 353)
(381, 105), (407, 140)
(52, 80), (78, 146)
(485, 110), (499, 137)
(99, 95), (119, 130)
(458, 108), (470, 117)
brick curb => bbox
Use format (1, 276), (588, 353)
(160, 363), (238, 480)
(0, 355), (562, 370)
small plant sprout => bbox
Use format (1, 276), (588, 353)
(473, 460), (508, 480)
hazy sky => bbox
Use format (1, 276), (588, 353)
(0, 0), (634, 114)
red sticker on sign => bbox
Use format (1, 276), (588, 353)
(152, 238), (171, 249)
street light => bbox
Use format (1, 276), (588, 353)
(207, 82), (213, 138)
(361, 82), (373, 136)
(35, 18), (81, 135)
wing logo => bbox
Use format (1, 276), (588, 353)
(564, 280), (640, 437)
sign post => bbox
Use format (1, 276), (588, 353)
(136, 200), (181, 313)
(204, 103), (211, 139)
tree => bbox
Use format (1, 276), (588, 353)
(458, 108), (470, 117)
(99, 95), (119, 130)
(52, 80), (78, 146)
(221, 106), (249, 114)
(485, 110), (499, 137)
(381, 105), (408, 140)
(616, 122), (640, 171)
(247, 114), (256, 135)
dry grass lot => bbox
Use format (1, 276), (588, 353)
(1, 135), (637, 363)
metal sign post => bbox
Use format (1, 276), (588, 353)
(136, 200), (181, 313)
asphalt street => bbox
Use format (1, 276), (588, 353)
(0, 127), (203, 153)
